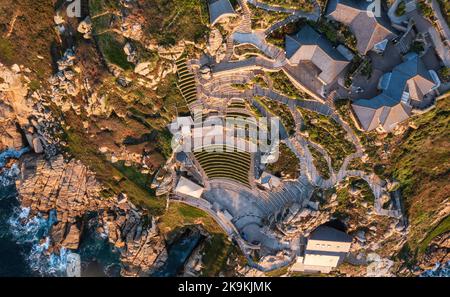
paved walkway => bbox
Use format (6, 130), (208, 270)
(175, 0), (407, 271)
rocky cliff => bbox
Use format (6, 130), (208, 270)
(0, 61), (167, 276)
(15, 154), (167, 276)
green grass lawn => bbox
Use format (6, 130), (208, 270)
(159, 202), (246, 276)
(418, 215), (450, 254)
(96, 33), (133, 70)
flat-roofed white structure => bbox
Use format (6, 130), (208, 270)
(175, 176), (204, 199)
(292, 225), (352, 274)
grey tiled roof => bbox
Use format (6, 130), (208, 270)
(285, 25), (347, 61)
(208, 0), (236, 25)
(352, 53), (435, 131)
(285, 25), (350, 84)
(326, 0), (397, 54)
(309, 226), (352, 243)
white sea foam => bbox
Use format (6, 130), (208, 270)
(421, 261), (450, 277)
(8, 207), (69, 276)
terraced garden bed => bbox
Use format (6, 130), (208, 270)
(308, 145), (330, 179)
(299, 107), (356, 171)
(258, 97), (296, 136)
(266, 143), (300, 179)
(269, 70), (302, 99)
(248, 4), (290, 30)
(260, 0), (315, 11)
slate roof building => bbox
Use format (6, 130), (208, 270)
(325, 0), (397, 55)
(285, 25), (351, 86)
(352, 53), (440, 132)
(208, 0), (237, 26)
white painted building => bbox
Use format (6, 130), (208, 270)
(174, 176), (204, 199)
(292, 226), (352, 274)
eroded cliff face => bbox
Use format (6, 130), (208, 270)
(15, 154), (167, 276)
(418, 232), (450, 271)
(0, 62), (167, 277)
(0, 63), (43, 152)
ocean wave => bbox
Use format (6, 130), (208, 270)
(0, 147), (29, 188)
(8, 207), (69, 276)
(0, 147), (29, 168)
(421, 261), (450, 277)
(0, 163), (20, 189)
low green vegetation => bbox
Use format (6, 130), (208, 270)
(418, 0), (433, 19)
(0, 0), (55, 78)
(395, 1), (406, 16)
(344, 56), (363, 88)
(268, 70), (302, 99)
(350, 178), (375, 205)
(266, 143), (300, 179)
(266, 18), (357, 53)
(159, 203), (220, 234)
(438, 67), (450, 83)
(249, 4), (290, 31)
(201, 233), (245, 276)
(141, 0), (209, 46)
(437, 0), (450, 27)
(410, 40), (425, 54)
(251, 75), (269, 89)
(266, 19), (303, 48)
(299, 107), (356, 171)
(261, 0), (315, 11)
(28, 80), (41, 92)
(418, 215), (450, 253)
(0, 36), (14, 64)
(332, 177), (374, 223)
(159, 203), (246, 276)
(258, 96), (296, 136)
(96, 33), (133, 70)
(112, 161), (151, 189)
(264, 265), (289, 277)
(388, 97), (449, 251)
(315, 19), (357, 53)
(234, 44), (268, 58)
(334, 99), (380, 161)
(309, 145), (330, 179)
(61, 113), (166, 216)
(360, 60), (373, 79)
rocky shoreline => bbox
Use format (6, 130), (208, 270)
(0, 61), (168, 276)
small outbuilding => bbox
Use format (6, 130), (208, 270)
(175, 176), (204, 199)
(292, 225), (352, 274)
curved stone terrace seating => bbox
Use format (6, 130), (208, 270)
(176, 57), (198, 105)
(193, 145), (252, 187)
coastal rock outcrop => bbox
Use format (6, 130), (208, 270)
(15, 154), (167, 276)
(102, 205), (168, 276)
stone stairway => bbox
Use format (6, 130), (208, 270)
(236, 0), (252, 33)
(257, 177), (314, 219)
